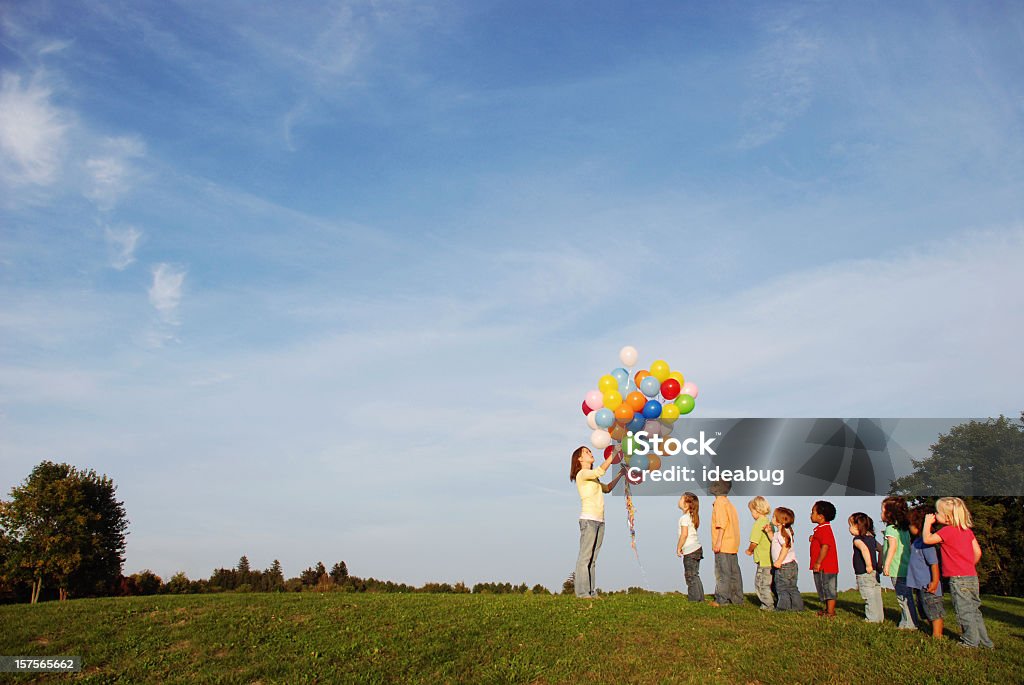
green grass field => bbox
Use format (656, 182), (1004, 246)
(2, 591), (1023, 684)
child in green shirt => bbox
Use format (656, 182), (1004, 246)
(745, 496), (774, 610)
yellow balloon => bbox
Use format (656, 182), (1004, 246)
(668, 371), (685, 386)
(661, 403), (681, 424)
(598, 375), (618, 393)
(650, 360), (670, 382)
(602, 390), (623, 411)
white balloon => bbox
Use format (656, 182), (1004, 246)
(586, 412), (599, 430)
(644, 420), (663, 436)
(591, 429), (612, 449)
(619, 345), (638, 367)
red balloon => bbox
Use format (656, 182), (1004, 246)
(582, 400), (594, 415)
(603, 445), (614, 459)
(661, 378), (681, 400)
(626, 468), (643, 485)
(611, 447), (623, 464)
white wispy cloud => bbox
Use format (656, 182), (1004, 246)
(738, 9), (820, 149)
(633, 228), (1024, 418)
(104, 225), (142, 270)
(85, 135), (146, 210)
(148, 263), (186, 324)
(0, 70), (69, 186)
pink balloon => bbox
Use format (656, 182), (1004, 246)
(585, 390), (604, 411)
(680, 382), (699, 399)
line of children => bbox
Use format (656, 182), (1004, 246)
(675, 491), (994, 649)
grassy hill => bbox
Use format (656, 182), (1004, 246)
(2, 591), (1023, 684)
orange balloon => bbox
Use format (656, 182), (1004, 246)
(626, 391), (647, 413)
(609, 424), (626, 441)
(647, 453), (662, 470)
(634, 370), (650, 387)
(614, 404), (633, 423)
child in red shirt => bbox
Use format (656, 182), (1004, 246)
(809, 500), (839, 617)
(923, 497), (993, 648)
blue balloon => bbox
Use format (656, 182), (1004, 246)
(631, 453), (649, 471)
(611, 367), (629, 384)
(626, 413), (646, 433)
(640, 375), (661, 397)
(642, 400), (662, 419)
(624, 380), (638, 394)
(594, 408), (615, 428)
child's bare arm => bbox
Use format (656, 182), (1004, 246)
(927, 563), (940, 594)
(813, 544), (829, 572)
(677, 527), (688, 556)
(883, 535), (898, 575)
(922, 513), (942, 545)
(745, 541), (756, 556)
(713, 527), (724, 553)
(773, 543), (789, 569)
(853, 539), (874, 574)
(972, 537), (983, 564)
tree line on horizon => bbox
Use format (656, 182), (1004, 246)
(115, 556), (553, 598)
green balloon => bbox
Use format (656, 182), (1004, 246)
(623, 433), (635, 457)
(674, 394), (696, 415)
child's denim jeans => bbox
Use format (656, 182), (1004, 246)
(754, 566), (774, 609)
(892, 576), (919, 629)
(949, 575), (994, 648)
(856, 572), (883, 623)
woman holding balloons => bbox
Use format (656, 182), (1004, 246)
(570, 445), (625, 598)
(577, 346), (699, 584)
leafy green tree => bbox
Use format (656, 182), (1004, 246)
(889, 414), (1023, 497)
(166, 571), (192, 594)
(890, 413), (1024, 595)
(0, 461), (128, 602)
(132, 569), (162, 595)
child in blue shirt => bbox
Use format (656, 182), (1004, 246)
(907, 506), (944, 639)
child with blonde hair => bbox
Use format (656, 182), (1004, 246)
(923, 497), (993, 648)
(771, 507), (804, 611)
(744, 496), (774, 610)
(677, 492), (704, 602)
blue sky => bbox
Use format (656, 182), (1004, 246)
(1, 1), (1023, 593)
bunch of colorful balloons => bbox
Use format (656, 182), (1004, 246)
(581, 346), (699, 481)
